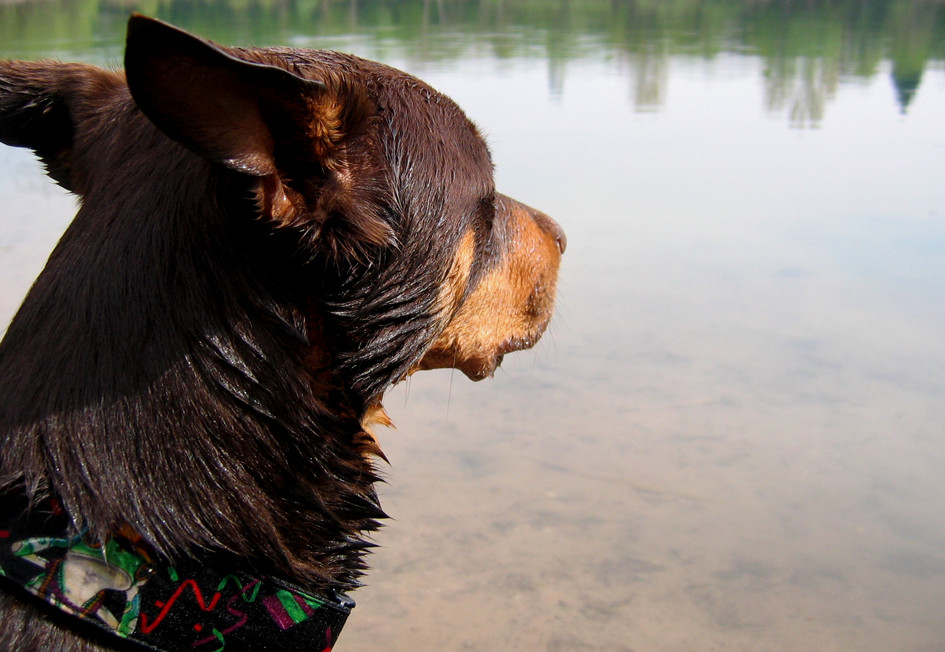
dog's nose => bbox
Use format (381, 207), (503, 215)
(551, 221), (567, 254)
(533, 210), (567, 255)
(499, 194), (567, 255)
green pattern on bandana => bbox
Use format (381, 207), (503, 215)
(0, 489), (353, 651)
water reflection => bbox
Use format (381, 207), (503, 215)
(1, 0), (944, 125)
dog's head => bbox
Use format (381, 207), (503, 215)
(121, 16), (564, 396)
(1, 15), (562, 403)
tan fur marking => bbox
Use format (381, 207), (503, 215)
(359, 403), (393, 462)
(417, 198), (561, 380)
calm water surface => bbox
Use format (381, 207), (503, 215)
(2, 2), (945, 650)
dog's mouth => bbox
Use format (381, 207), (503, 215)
(417, 262), (559, 381)
(454, 322), (552, 381)
(496, 332), (542, 360)
(417, 327), (548, 382)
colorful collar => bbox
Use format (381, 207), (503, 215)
(0, 488), (353, 651)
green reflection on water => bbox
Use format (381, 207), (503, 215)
(1, 0), (943, 123)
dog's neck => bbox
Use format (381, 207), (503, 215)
(0, 114), (384, 592)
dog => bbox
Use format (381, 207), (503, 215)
(0, 14), (563, 651)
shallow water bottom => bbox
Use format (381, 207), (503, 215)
(338, 353), (945, 652)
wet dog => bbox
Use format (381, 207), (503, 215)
(0, 14), (563, 651)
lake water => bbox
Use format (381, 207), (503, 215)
(2, 2), (944, 650)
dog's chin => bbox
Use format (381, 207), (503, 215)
(449, 327), (550, 381)
(454, 353), (503, 381)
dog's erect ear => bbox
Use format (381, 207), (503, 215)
(125, 15), (381, 234)
(0, 60), (120, 192)
(124, 15), (324, 179)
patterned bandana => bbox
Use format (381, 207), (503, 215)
(0, 488), (353, 651)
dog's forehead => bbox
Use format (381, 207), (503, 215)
(247, 46), (448, 102)
(248, 46), (380, 73)
(268, 48), (476, 124)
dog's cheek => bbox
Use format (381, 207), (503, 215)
(437, 229), (477, 317)
(412, 228), (494, 377)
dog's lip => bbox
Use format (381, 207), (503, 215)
(461, 332), (543, 381)
(497, 336), (537, 356)
(498, 313), (553, 357)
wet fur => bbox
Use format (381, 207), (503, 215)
(0, 16), (562, 650)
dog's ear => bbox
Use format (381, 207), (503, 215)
(0, 60), (119, 192)
(124, 15), (321, 179)
(124, 14), (387, 249)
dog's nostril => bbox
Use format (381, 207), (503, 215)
(555, 229), (567, 255)
(546, 219), (567, 254)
